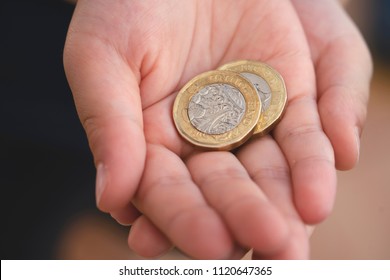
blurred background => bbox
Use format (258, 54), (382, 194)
(1, 0), (389, 260)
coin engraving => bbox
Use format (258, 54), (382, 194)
(188, 84), (246, 135)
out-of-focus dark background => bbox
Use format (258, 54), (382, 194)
(1, 0), (389, 259)
(1, 0), (97, 259)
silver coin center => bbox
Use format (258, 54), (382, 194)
(188, 83), (246, 135)
(241, 72), (272, 111)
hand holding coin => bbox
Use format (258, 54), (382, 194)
(64, 0), (370, 260)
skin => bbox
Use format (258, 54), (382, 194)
(64, 0), (372, 259)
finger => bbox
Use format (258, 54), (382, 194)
(274, 95), (337, 224)
(272, 56), (337, 224)
(134, 144), (234, 259)
(315, 9), (372, 170)
(237, 136), (310, 259)
(110, 204), (142, 226)
(292, 0), (373, 170)
(128, 215), (173, 259)
(186, 151), (289, 255)
(64, 26), (145, 212)
(128, 215), (247, 260)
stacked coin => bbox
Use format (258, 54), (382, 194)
(173, 60), (287, 151)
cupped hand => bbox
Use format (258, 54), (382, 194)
(64, 0), (337, 259)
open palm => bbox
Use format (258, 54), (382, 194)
(64, 0), (370, 259)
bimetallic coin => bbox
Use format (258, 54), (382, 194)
(173, 70), (261, 150)
(218, 60), (287, 135)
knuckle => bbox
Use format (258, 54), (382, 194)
(198, 167), (249, 188)
(82, 114), (103, 149)
(279, 123), (322, 146)
(251, 166), (290, 182)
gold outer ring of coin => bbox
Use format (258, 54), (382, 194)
(218, 60), (287, 135)
(173, 70), (261, 151)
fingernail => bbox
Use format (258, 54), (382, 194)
(96, 163), (106, 205)
(355, 127), (361, 163)
(110, 213), (132, 226)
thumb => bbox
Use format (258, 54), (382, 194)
(64, 32), (146, 212)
